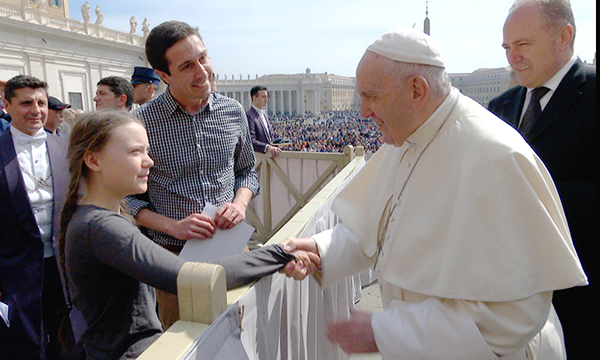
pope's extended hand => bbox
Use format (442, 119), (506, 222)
(327, 308), (378, 354)
(279, 237), (321, 280)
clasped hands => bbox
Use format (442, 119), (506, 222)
(279, 237), (321, 280)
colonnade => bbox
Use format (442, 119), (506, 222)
(216, 71), (357, 115)
(220, 87), (319, 115)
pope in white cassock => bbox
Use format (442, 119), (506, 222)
(281, 28), (587, 359)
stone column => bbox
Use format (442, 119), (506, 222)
(285, 90), (291, 114)
(291, 90), (297, 114)
(297, 89), (305, 115)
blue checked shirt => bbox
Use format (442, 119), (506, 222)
(128, 90), (259, 247)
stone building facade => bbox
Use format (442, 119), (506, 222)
(449, 67), (512, 107)
(1, 0), (147, 111)
(215, 68), (358, 115)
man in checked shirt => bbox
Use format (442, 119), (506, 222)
(127, 20), (260, 329)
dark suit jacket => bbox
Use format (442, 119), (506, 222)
(246, 106), (272, 153)
(0, 118), (9, 133)
(0, 130), (83, 359)
(488, 58), (595, 277)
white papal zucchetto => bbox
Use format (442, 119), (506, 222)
(367, 28), (446, 68)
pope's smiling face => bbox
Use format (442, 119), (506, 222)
(356, 51), (417, 147)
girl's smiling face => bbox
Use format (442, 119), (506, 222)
(88, 121), (154, 200)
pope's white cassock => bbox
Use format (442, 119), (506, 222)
(311, 88), (587, 359)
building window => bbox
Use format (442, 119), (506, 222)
(68, 92), (83, 110)
(50, 0), (62, 7)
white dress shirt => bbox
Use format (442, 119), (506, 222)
(519, 55), (578, 126)
(10, 126), (54, 258)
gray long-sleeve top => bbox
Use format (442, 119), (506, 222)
(66, 205), (293, 359)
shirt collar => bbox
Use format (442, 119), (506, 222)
(529, 54), (577, 94)
(163, 88), (214, 116)
(10, 125), (47, 146)
(252, 105), (266, 114)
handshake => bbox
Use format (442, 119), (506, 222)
(279, 237), (322, 281)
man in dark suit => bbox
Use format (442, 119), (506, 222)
(246, 86), (282, 157)
(0, 75), (83, 359)
(488, 1), (595, 357)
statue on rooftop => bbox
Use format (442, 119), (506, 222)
(95, 5), (103, 26)
(130, 16), (137, 35)
(81, 1), (91, 23)
(142, 18), (150, 38)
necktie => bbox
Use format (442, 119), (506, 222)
(519, 86), (550, 136)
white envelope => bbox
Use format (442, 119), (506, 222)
(178, 203), (255, 263)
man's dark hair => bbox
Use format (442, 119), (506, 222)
(4, 75), (48, 103)
(250, 85), (268, 99)
(146, 21), (203, 75)
(97, 76), (134, 110)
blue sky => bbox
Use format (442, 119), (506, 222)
(67, 0), (596, 77)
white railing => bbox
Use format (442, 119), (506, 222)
(139, 150), (372, 359)
(249, 145), (363, 244)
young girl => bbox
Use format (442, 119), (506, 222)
(58, 110), (316, 359)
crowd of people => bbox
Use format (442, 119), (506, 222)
(270, 111), (383, 153)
